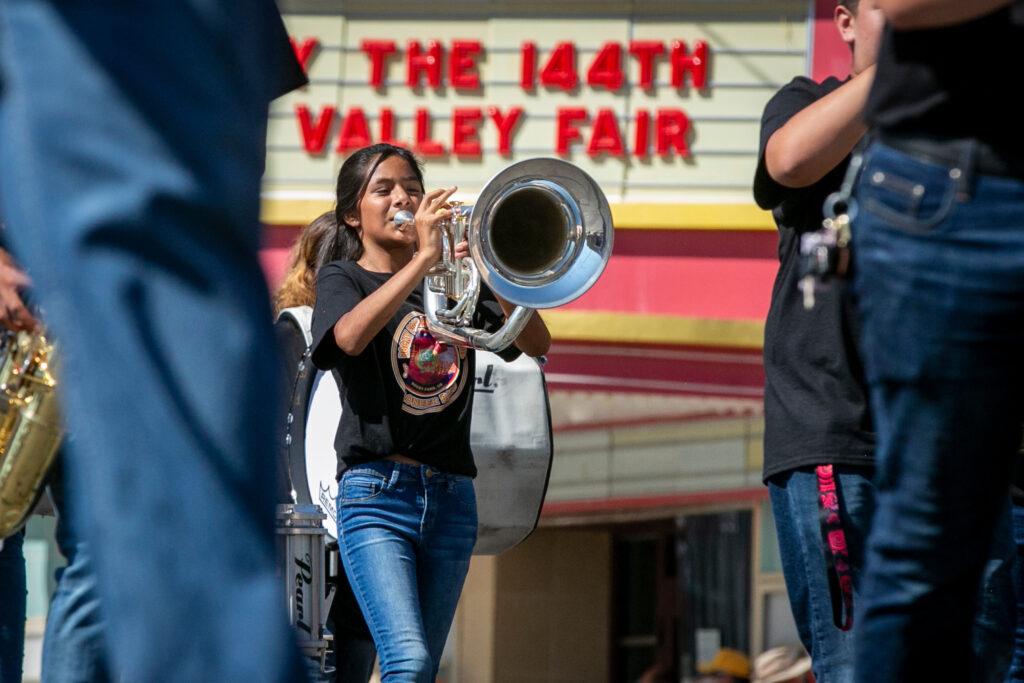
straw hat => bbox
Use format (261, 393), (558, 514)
(751, 645), (812, 683)
(697, 648), (751, 678)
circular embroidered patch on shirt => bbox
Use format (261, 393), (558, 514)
(391, 312), (469, 415)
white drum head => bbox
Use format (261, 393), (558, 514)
(304, 371), (342, 540)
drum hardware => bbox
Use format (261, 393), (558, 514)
(394, 157), (614, 352)
(276, 503), (337, 676)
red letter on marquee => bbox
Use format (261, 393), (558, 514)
(415, 108), (445, 156)
(656, 109), (691, 156)
(670, 40), (708, 89)
(540, 42), (578, 91)
(361, 40), (397, 88)
(520, 42), (537, 91)
(450, 40), (483, 89)
(290, 37), (320, 72)
(407, 40), (443, 89)
(488, 106), (523, 156)
(629, 41), (664, 89)
(337, 107), (372, 153)
(378, 108), (407, 148)
(586, 42), (624, 91)
(452, 108), (483, 157)
(556, 108), (587, 155)
(295, 105), (336, 155)
(633, 109), (650, 157)
(587, 108), (624, 157)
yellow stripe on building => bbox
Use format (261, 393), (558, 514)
(539, 310), (764, 349)
(260, 199), (775, 231)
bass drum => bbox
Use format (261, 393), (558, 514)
(284, 350), (553, 554)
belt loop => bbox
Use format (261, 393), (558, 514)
(389, 464), (400, 488)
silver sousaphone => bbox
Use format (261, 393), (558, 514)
(394, 157), (614, 352)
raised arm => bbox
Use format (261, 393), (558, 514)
(764, 65), (875, 189)
(332, 188), (454, 356)
(875, 0), (1012, 29)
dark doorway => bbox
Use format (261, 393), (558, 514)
(610, 509), (752, 682)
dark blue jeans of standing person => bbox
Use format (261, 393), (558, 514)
(772, 466), (1014, 683)
(338, 461), (478, 683)
(769, 466), (875, 683)
(851, 139), (1024, 683)
(0, 530), (25, 683)
(41, 461), (110, 683)
(0, 2), (306, 681)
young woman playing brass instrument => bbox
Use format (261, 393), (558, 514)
(310, 143), (549, 682)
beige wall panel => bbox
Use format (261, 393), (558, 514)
(611, 471), (749, 497)
(746, 434), (765, 471)
(553, 428), (614, 454)
(493, 530), (610, 683)
(631, 19), (807, 49)
(272, 83), (345, 113)
(545, 480), (614, 501)
(265, 151), (339, 187)
(610, 438), (747, 481)
(332, 83), (628, 110)
(612, 417), (754, 447)
(687, 121), (761, 152)
(631, 87), (784, 116)
(476, 18), (630, 46)
(699, 54), (807, 85)
(548, 448), (612, 484)
(452, 556), (498, 683)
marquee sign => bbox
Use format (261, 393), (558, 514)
(266, 9), (806, 204)
(290, 38), (710, 159)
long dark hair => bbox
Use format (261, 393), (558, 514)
(333, 143), (425, 261)
(273, 211), (340, 315)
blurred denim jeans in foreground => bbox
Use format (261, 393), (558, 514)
(852, 139), (1024, 683)
(0, 1), (307, 680)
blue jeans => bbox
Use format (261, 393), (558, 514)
(0, 2), (305, 680)
(772, 466), (1014, 683)
(0, 530), (25, 683)
(41, 463), (110, 683)
(851, 140), (1024, 682)
(769, 466), (875, 683)
(338, 461), (478, 683)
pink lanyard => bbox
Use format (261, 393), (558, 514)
(816, 464), (854, 631)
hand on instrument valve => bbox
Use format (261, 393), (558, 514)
(453, 240), (469, 260)
(0, 248), (39, 332)
(413, 186), (457, 267)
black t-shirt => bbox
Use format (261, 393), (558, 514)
(311, 260), (520, 478)
(754, 76), (874, 482)
(866, 3), (1023, 153)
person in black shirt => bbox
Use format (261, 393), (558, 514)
(848, 2), (1024, 681)
(753, 3), (881, 680)
(310, 143), (550, 682)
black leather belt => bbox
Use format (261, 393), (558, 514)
(878, 133), (1024, 179)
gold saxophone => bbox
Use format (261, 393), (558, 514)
(0, 329), (63, 539)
